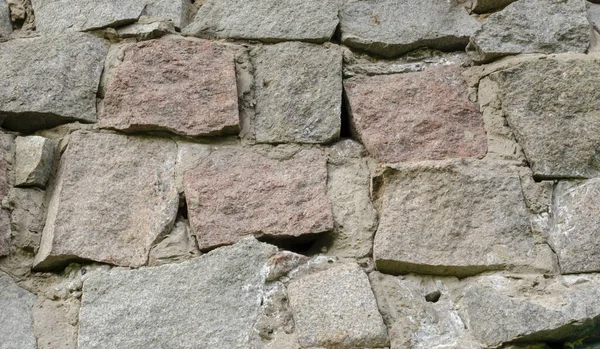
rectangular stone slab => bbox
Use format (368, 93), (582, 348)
(182, 0), (342, 42)
(344, 65), (487, 163)
(0, 273), (36, 349)
(0, 34), (108, 133)
(34, 131), (178, 270)
(373, 159), (555, 277)
(100, 39), (239, 137)
(78, 238), (277, 349)
(493, 57), (600, 179)
(183, 148), (333, 250)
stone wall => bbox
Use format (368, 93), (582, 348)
(1, 0), (600, 348)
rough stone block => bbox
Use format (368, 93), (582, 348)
(184, 148), (333, 250)
(0, 273), (36, 349)
(287, 263), (389, 348)
(462, 274), (600, 346)
(182, 0), (341, 43)
(591, 3), (600, 32)
(100, 39), (239, 137)
(15, 136), (54, 188)
(0, 34), (108, 133)
(0, 131), (13, 202)
(340, 0), (480, 57)
(548, 179), (600, 274)
(34, 131), (178, 270)
(0, 209), (9, 257)
(468, 0), (589, 62)
(32, 0), (190, 33)
(373, 159), (556, 277)
(6, 188), (46, 253)
(252, 42), (342, 144)
(78, 238), (277, 349)
(344, 65), (487, 163)
(468, 0), (517, 14)
(493, 57), (600, 179)
(0, 0), (11, 37)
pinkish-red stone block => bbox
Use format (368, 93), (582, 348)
(344, 65), (487, 163)
(100, 39), (240, 137)
(183, 148), (333, 250)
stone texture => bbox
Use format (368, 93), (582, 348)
(32, 0), (189, 33)
(34, 131), (178, 270)
(0, 34), (108, 133)
(369, 272), (481, 349)
(100, 39), (239, 137)
(493, 57), (600, 179)
(184, 148), (333, 250)
(344, 65), (487, 163)
(313, 140), (378, 258)
(467, 0), (517, 14)
(78, 238), (277, 349)
(0, 273), (36, 349)
(0, 209), (10, 257)
(547, 179), (600, 274)
(590, 3), (600, 32)
(461, 274), (600, 346)
(0, 0), (11, 36)
(340, 0), (481, 58)
(15, 136), (54, 188)
(148, 218), (200, 266)
(467, 0), (590, 63)
(33, 297), (80, 349)
(0, 131), (13, 202)
(6, 187), (46, 253)
(252, 42), (342, 144)
(287, 263), (389, 348)
(373, 159), (556, 277)
(116, 16), (175, 40)
(182, 0), (341, 43)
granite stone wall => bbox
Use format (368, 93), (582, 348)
(1, 0), (600, 348)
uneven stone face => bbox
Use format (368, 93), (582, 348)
(15, 136), (54, 188)
(6, 188), (46, 253)
(374, 160), (556, 277)
(590, 3), (600, 32)
(468, 0), (590, 62)
(148, 218), (200, 266)
(314, 140), (377, 258)
(78, 238), (277, 349)
(548, 180), (600, 274)
(369, 272), (481, 349)
(0, 34), (108, 133)
(340, 0), (481, 57)
(184, 148), (333, 250)
(287, 263), (389, 348)
(32, 0), (189, 33)
(0, 131), (13, 202)
(493, 57), (600, 179)
(182, 0), (341, 43)
(34, 132), (178, 270)
(0, 209), (10, 257)
(252, 42), (342, 144)
(0, 273), (37, 349)
(345, 65), (487, 163)
(116, 17), (175, 40)
(100, 39), (240, 137)
(462, 275), (600, 346)
(468, 0), (517, 14)
(0, 0), (11, 36)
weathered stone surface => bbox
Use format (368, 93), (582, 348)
(252, 42), (342, 144)
(148, 218), (200, 266)
(32, 0), (189, 33)
(340, 0), (481, 58)
(547, 179), (600, 274)
(313, 140), (377, 258)
(591, 3), (600, 32)
(15, 136), (54, 188)
(34, 131), (178, 270)
(0, 34), (108, 132)
(461, 274), (600, 346)
(100, 39), (239, 137)
(184, 148), (333, 250)
(78, 238), (277, 349)
(0, 209), (10, 257)
(6, 188), (46, 253)
(33, 297), (80, 349)
(466, 0), (516, 13)
(287, 263), (389, 348)
(370, 272), (481, 349)
(468, 0), (590, 62)
(345, 65), (487, 163)
(493, 57), (600, 179)
(182, 0), (341, 42)
(0, 131), (13, 202)
(374, 160), (556, 277)
(0, 273), (36, 349)
(0, 0), (11, 36)
(116, 16), (175, 40)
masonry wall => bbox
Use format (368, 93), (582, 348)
(1, 0), (600, 348)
